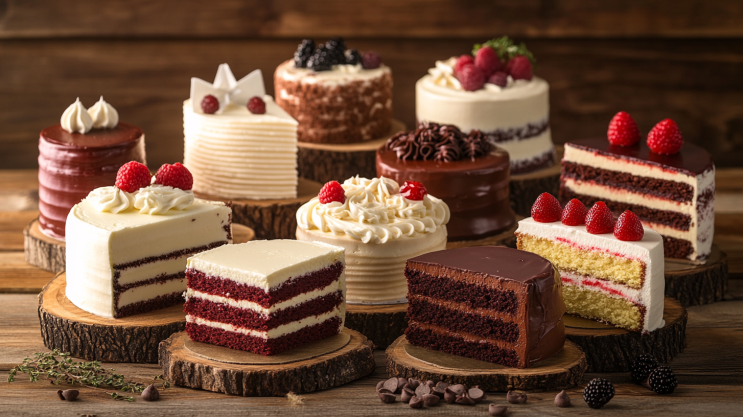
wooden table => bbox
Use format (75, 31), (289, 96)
(2, 169), (743, 415)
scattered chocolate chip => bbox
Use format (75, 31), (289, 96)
(449, 384), (467, 395)
(554, 390), (571, 407)
(432, 382), (449, 398)
(377, 388), (394, 395)
(409, 395), (424, 409)
(422, 393), (440, 407)
(455, 392), (476, 405)
(141, 385), (159, 401)
(56, 389), (65, 401)
(407, 379), (421, 390)
(425, 380), (435, 389)
(489, 404), (509, 416)
(383, 377), (399, 393)
(376, 380), (385, 391)
(61, 389), (79, 401)
(378, 391), (396, 404)
(468, 387), (485, 403)
(444, 387), (457, 404)
(507, 390), (527, 404)
(415, 383), (431, 397)
(401, 387), (415, 403)
(397, 377), (408, 392)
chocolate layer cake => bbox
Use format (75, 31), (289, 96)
(404, 246), (565, 368)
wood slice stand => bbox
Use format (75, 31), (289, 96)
(386, 336), (586, 392)
(159, 328), (375, 396)
(565, 297), (687, 373)
(345, 303), (408, 349)
(446, 216), (520, 250)
(509, 145), (563, 217)
(196, 178), (322, 240)
(297, 119), (405, 184)
(665, 245), (728, 307)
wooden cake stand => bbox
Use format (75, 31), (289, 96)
(509, 145), (563, 217)
(24, 219), (255, 273)
(297, 119), (405, 184)
(159, 328), (375, 396)
(345, 303), (409, 349)
(565, 297), (687, 372)
(446, 215), (521, 250)
(664, 245), (728, 307)
(386, 336), (587, 392)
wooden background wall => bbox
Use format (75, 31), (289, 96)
(1, 0), (743, 169)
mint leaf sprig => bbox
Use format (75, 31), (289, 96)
(473, 36), (535, 64)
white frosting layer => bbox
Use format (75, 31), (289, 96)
(117, 278), (185, 309)
(87, 96), (119, 129)
(561, 271), (641, 303)
(60, 98), (93, 134)
(276, 60), (390, 87)
(183, 96), (299, 200)
(87, 186), (134, 213)
(118, 256), (190, 286)
(133, 185), (194, 214)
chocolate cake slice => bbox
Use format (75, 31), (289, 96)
(404, 246), (565, 368)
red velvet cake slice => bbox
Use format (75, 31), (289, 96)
(185, 240), (346, 355)
(404, 246), (565, 368)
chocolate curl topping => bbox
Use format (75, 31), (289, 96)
(386, 122), (489, 162)
(463, 129), (492, 160)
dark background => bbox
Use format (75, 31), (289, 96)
(2, 0), (742, 169)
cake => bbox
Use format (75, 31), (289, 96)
(65, 161), (231, 318)
(560, 114), (715, 262)
(274, 38), (392, 143)
(404, 246), (565, 369)
(184, 240), (346, 355)
(516, 194), (665, 333)
(183, 63), (298, 200)
(38, 97), (146, 239)
(296, 176), (449, 304)
(415, 37), (555, 174)
(376, 122), (514, 241)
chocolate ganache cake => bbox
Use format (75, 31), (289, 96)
(376, 123), (514, 241)
(405, 246), (565, 368)
(38, 97), (145, 239)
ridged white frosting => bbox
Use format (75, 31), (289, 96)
(133, 185), (194, 214)
(60, 98), (93, 134)
(87, 96), (119, 129)
(87, 186), (134, 213)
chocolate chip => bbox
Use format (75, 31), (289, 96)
(376, 380), (385, 391)
(433, 382), (449, 398)
(56, 389), (65, 401)
(61, 389), (79, 401)
(425, 380), (435, 389)
(141, 384), (159, 401)
(449, 384), (467, 395)
(407, 379), (420, 390)
(383, 377), (399, 393)
(468, 387), (485, 403)
(455, 392), (476, 405)
(397, 377), (407, 392)
(409, 395), (424, 409)
(378, 391), (396, 403)
(489, 404), (509, 416)
(377, 388), (394, 395)
(415, 383), (431, 397)
(422, 393), (440, 407)
(444, 387), (457, 404)
(507, 390), (527, 404)
(554, 390), (571, 407)
(401, 387), (415, 403)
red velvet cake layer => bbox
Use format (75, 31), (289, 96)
(115, 291), (183, 319)
(114, 240), (228, 271)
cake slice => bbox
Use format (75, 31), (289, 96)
(184, 240), (346, 355)
(404, 246), (565, 369)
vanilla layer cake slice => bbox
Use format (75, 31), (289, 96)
(516, 217), (665, 333)
(184, 240), (346, 355)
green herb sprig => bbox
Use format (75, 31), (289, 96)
(473, 36), (535, 64)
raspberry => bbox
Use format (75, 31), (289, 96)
(631, 354), (659, 385)
(583, 378), (615, 409)
(457, 64), (485, 91)
(487, 71), (508, 88)
(474, 46), (502, 77)
(318, 181), (345, 204)
(115, 161), (151, 193)
(362, 51), (382, 69)
(153, 162), (193, 190)
(507, 56), (533, 81)
(561, 198), (588, 226)
(293, 38), (315, 68)
(647, 119), (683, 155)
(200, 95), (219, 114)
(608, 111), (641, 146)
(614, 210), (644, 241)
(585, 202), (615, 234)
(647, 366), (678, 395)
(531, 193), (562, 223)
(400, 181), (428, 201)
(454, 55), (474, 76)
(247, 96), (266, 114)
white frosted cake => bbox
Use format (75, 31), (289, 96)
(184, 240), (346, 355)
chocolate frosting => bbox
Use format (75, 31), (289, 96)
(386, 122), (491, 162)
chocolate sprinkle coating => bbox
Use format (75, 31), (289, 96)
(386, 122), (492, 162)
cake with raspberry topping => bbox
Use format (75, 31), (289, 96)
(38, 97), (146, 240)
(274, 38), (393, 143)
(416, 37), (555, 174)
(65, 162), (231, 318)
(184, 240), (345, 355)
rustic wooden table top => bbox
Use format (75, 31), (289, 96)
(1, 169), (743, 416)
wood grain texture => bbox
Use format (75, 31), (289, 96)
(665, 246), (729, 306)
(23, 218), (64, 273)
(0, 211), (37, 251)
(345, 303), (409, 350)
(0, 251), (55, 293)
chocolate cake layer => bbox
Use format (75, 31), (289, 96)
(483, 119), (550, 143)
(663, 235), (694, 259)
(115, 291), (183, 318)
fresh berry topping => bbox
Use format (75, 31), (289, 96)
(647, 119), (683, 155)
(457, 65), (486, 92)
(631, 354), (659, 385)
(318, 181), (346, 204)
(614, 210), (644, 241)
(247, 96), (266, 114)
(345, 49), (362, 65)
(487, 71), (508, 88)
(454, 55), (475, 76)
(362, 51), (382, 69)
(400, 181), (428, 201)
(307, 46), (333, 72)
(561, 198), (588, 226)
(294, 39), (315, 68)
(583, 378), (615, 409)
(607, 111), (641, 146)
(324, 37), (346, 66)
(531, 193), (562, 223)
(200, 95), (219, 114)
(115, 161), (151, 193)
(474, 46), (502, 77)
(153, 162), (193, 190)
(585, 202), (615, 234)
(647, 366), (678, 395)
(507, 56), (533, 81)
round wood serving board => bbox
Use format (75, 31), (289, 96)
(664, 245), (728, 307)
(385, 336), (586, 392)
(345, 302), (409, 349)
(565, 297), (688, 372)
(297, 119), (405, 184)
(446, 215), (521, 250)
(509, 145), (562, 217)
(159, 328), (376, 396)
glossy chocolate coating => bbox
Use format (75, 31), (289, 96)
(376, 147), (515, 241)
(38, 122), (146, 239)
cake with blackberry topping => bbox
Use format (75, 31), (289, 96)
(275, 37), (393, 143)
(404, 246), (566, 369)
(38, 97), (146, 239)
(376, 122), (514, 241)
(416, 37), (555, 174)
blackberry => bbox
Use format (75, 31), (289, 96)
(583, 378), (615, 409)
(648, 366), (678, 394)
(324, 37), (346, 66)
(306, 46), (332, 72)
(294, 39), (315, 68)
(345, 49), (362, 65)
(630, 354), (659, 384)
(325, 37), (346, 52)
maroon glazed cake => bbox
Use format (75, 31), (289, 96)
(377, 123), (515, 241)
(405, 246), (565, 368)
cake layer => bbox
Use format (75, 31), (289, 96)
(116, 291), (183, 318)
(562, 282), (645, 332)
(117, 278), (186, 310)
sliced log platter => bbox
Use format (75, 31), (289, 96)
(509, 145), (562, 217)
(665, 245), (728, 307)
(345, 302), (409, 349)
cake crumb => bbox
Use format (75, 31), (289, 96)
(286, 392), (304, 406)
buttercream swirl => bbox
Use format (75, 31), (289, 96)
(60, 97), (93, 134)
(86, 186), (134, 213)
(428, 57), (461, 90)
(386, 122), (492, 162)
(133, 185), (195, 215)
(87, 96), (119, 129)
(297, 177), (450, 244)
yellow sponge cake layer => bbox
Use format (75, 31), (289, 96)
(562, 283), (643, 332)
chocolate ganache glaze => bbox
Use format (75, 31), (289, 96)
(377, 123), (515, 241)
(38, 122), (145, 239)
